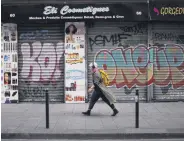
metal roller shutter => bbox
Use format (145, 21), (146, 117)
(151, 22), (184, 101)
(18, 23), (65, 102)
(87, 21), (148, 101)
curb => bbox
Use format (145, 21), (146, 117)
(2, 133), (184, 139)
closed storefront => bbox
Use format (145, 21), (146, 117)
(2, 5), (66, 102)
(149, 1), (184, 101)
(2, 1), (183, 103)
(150, 22), (184, 101)
(85, 2), (149, 102)
(18, 23), (65, 102)
(87, 21), (148, 101)
(2, 2), (150, 103)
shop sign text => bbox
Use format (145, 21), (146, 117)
(43, 5), (110, 15)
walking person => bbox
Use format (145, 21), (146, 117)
(82, 62), (119, 116)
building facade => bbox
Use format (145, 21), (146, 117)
(1, 0), (184, 103)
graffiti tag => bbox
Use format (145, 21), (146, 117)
(88, 33), (131, 50)
(19, 30), (50, 40)
(95, 44), (184, 89)
(21, 86), (46, 98)
(20, 41), (64, 86)
(119, 23), (147, 35)
(152, 32), (178, 41)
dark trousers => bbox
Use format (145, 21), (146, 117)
(88, 90), (115, 110)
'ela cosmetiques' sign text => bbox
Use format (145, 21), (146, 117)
(43, 5), (110, 15)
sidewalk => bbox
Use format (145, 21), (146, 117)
(2, 102), (184, 139)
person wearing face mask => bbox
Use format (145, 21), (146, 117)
(82, 62), (119, 116)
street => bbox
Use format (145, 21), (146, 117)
(2, 103), (184, 140)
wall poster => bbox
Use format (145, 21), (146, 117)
(1, 23), (19, 103)
(64, 22), (86, 103)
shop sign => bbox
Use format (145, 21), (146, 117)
(149, 1), (184, 21)
(2, 4), (148, 23)
(43, 5), (110, 15)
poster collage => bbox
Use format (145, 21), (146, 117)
(64, 22), (86, 103)
(1, 23), (19, 103)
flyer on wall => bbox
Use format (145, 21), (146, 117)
(1, 23), (19, 104)
(64, 22), (86, 103)
(1, 54), (4, 101)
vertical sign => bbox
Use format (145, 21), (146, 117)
(1, 23), (19, 103)
(64, 22), (86, 103)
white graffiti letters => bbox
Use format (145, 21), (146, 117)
(20, 42), (41, 81)
(38, 43), (56, 81)
(20, 41), (64, 83)
(53, 42), (64, 80)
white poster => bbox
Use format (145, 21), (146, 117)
(64, 22), (86, 103)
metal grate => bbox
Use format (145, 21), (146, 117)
(87, 21), (148, 101)
(18, 23), (65, 102)
(151, 22), (184, 101)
